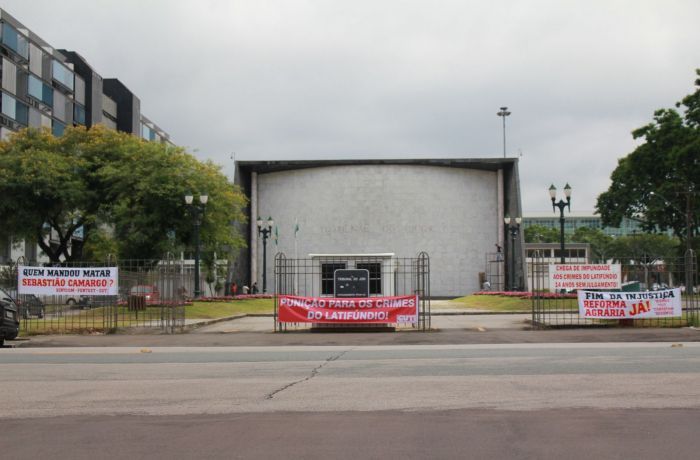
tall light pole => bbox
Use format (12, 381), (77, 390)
(497, 106), (511, 157)
(504, 216), (522, 291)
(185, 193), (208, 298)
(549, 184), (572, 264)
(257, 216), (274, 293)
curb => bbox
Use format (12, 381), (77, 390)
(183, 314), (250, 331)
(432, 311), (531, 316)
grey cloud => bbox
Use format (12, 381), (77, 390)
(4, 0), (699, 212)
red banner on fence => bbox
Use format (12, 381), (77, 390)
(278, 294), (419, 324)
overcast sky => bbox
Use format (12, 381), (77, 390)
(4, 0), (699, 213)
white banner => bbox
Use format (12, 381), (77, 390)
(549, 264), (621, 291)
(18, 266), (119, 296)
(578, 288), (682, 319)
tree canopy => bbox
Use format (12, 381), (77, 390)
(596, 69), (700, 253)
(608, 233), (679, 266)
(523, 224), (561, 243)
(570, 227), (614, 262)
(0, 126), (247, 263)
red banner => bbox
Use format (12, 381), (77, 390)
(278, 294), (419, 324)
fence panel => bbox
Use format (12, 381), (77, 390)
(531, 250), (699, 328)
(274, 253), (431, 332)
(1, 258), (186, 335)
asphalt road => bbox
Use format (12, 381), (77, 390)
(2, 343), (700, 459)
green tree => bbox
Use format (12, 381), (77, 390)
(596, 69), (700, 253)
(0, 126), (247, 263)
(80, 227), (119, 262)
(524, 224), (560, 243)
(608, 233), (679, 288)
(608, 233), (678, 263)
(570, 227), (614, 262)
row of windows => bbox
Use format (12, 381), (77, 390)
(320, 263), (382, 296)
(1, 21), (166, 143)
(1, 90), (68, 136)
(1, 21), (77, 95)
(522, 217), (646, 237)
(2, 48), (85, 128)
(526, 248), (587, 258)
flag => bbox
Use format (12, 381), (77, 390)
(274, 225), (279, 246)
(294, 219), (300, 238)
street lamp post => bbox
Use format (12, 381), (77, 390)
(497, 106), (511, 157)
(504, 216), (522, 291)
(185, 193), (208, 298)
(257, 216), (274, 293)
(549, 184), (572, 263)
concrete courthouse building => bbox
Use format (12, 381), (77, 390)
(234, 159), (524, 297)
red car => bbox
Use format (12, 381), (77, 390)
(129, 285), (160, 304)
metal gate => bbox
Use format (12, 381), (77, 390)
(274, 252), (431, 331)
(531, 250), (699, 328)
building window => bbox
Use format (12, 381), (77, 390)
(52, 119), (65, 136)
(73, 104), (86, 125)
(1, 91), (28, 125)
(27, 74), (53, 107)
(52, 90), (67, 122)
(74, 75), (85, 105)
(321, 263), (346, 295)
(141, 123), (156, 141)
(356, 262), (382, 295)
(1, 22), (29, 59)
(51, 59), (74, 91)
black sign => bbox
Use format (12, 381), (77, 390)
(334, 269), (370, 298)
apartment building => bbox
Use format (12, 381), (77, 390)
(0, 8), (171, 264)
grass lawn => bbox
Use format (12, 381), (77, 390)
(446, 294), (577, 311)
(185, 298), (274, 319)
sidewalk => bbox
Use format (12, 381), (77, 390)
(7, 308), (700, 348)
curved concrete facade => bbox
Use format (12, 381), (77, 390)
(253, 164), (502, 296)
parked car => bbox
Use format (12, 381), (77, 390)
(5, 289), (45, 319)
(78, 296), (114, 309)
(129, 285), (160, 304)
(0, 287), (20, 346)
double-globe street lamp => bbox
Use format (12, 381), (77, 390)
(185, 193), (208, 298)
(549, 183), (572, 264)
(257, 216), (274, 293)
(504, 216), (522, 291)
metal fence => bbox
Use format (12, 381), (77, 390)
(484, 251), (505, 291)
(531, 250), (699, 328)
(1, 256), (187, 334)
(274, 252), (431, 332)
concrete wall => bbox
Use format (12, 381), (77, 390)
(255, 164), (499, 297)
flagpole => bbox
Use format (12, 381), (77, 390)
(294, 219), (299, 295)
